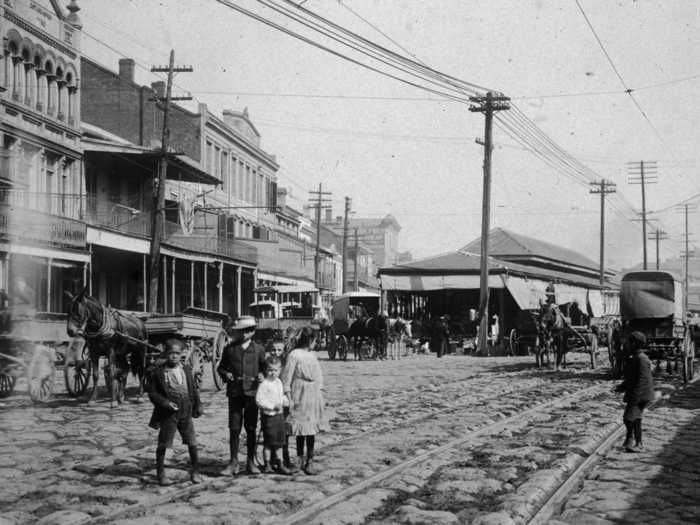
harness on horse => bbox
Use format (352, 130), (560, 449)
(84, 305), (116, 339)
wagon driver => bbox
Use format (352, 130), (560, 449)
(217, 315), (267, 475)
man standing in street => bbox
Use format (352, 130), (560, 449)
(217, 315), (267, 475)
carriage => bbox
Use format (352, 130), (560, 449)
(614, 271), (695, 382)
(249, 285), (328, 349)
(509, 303), (600, 369)
(326, 291), (381, 360)
(0, 312), (71, 402)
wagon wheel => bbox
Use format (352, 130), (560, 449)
(212, 330), (227, 391)
(509, 328), (519, 356)
(326, 326), (337, 360)
(588, 333), (598, 370)
(186, 341), (204, 391)
(0, 370), (17, 398)
(337, 335), (348, 361)
(64, 337), (92, 397)
(28, 344), (55, 403)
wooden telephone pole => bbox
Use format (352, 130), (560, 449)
(647, 228), (668, 270)
(469, 92), (510, 356)
(147, 50), (192, 313)
(628, 161), (658, 270)
(342, 197), (351, 293)
(678, 203), (697, 317)
(308, 184), (332, 289)
(353, 227), (359, 292)
(590, 179), (616, 285)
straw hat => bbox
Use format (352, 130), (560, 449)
(231, 315), (257, 330)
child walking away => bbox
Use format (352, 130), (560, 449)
(281, 326), (329, 475)
(146, 338), (203, 486)
(615, 331), (655, 453)
(255, 356), (291, 475)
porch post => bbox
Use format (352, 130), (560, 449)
(89, 244), (93, 296)
(47, 258), (52, 312)
(162, 255), (167, 313)
(204, 261), (208, 310)
(236, 266), (242, 317)
(218, 261), (224, 313)
(142, 254), (147, 312)
(82, 261), (88, 289)
(171, 257), (176, 313)
(190, 260), (194, 307)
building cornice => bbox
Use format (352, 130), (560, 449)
(204, 113), (279, 171)
(4, 8), (78, 60)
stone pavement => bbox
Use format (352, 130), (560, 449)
(548, 377), (700, 525)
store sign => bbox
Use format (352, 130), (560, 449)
(0, 204), (86, 248)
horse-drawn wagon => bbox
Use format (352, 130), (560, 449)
(327, 291), (384, 360)
(614, 271), (695, 382)
(0, 312), (70, 402)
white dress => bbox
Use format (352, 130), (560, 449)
(281, 348), (329, 435)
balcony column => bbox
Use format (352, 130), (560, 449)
(162, 255), (167, 314)
(236, 266), (242, 317)
(88, 244), (93, 295)
(82, 261), (88, 288)
(142, 254), (147, 312)
(190, 260), (194, 307)
(47, 258), (52, 312)
(171, 257), (176, 313)
(203, 261), (208, 311)
(218, 261), (223, 313)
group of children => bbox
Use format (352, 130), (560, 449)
(146, 318), (327, 485)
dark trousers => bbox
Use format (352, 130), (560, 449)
(228, 395), (259, 460)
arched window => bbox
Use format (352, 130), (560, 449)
(44, 60), (55, 115)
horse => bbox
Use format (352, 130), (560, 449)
(66, 287), (148, 407)
(538, 302), (568, 370)
(347, 315), (388, 360)
(387, 317), (412, 359)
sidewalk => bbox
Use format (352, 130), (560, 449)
(550, 379), (700, 525)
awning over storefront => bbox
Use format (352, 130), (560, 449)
(379, 274), (504, 291)
(503, 275), (550, 310)
(587, 289), (604, 317)
(556, 283), (589, 306)
(7, 244), (90, 263)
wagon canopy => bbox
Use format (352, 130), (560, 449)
(621, 271), (683, 320)
(331, 292), (380, 321)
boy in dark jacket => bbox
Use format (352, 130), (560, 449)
(147, 338), (203, 485)
(615, 331), (655, 452)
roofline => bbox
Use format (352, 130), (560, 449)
(204, 111), (279, 171)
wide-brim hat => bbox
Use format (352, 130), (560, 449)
(231, 315), (257, 330)
(629, 331), (646, 346)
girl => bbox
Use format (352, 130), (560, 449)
(281, 326), (329, 475)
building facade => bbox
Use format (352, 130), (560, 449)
(1, 0), (86, 315)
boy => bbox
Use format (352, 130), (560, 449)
(255, 356), (291, 475)
(615, 331), (655, 452)
(217, 315), (266, 475)
(147, 338), (203, 486)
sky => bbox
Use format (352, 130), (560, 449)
(73, 0), (700, 270)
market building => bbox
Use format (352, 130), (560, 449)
(378, 228), (619, 344)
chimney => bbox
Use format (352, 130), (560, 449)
(325, 208), (332, 222)
(118, 58), (135, 82)
(151, 81), (165, 98)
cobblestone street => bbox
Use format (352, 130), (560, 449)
(0, 351), (696, 524)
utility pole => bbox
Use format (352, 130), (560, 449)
(148, 50), (192, 313)
(353, 227), (359, 292)
(647, 228), (668, 270)
(678, 203), (698, 317)
(590, 179), (616, 286)
(469, 91), (510, 356)
(342, 196), (351, 293)
(308, 183), (332, 289)
(628, 161), (658, 270)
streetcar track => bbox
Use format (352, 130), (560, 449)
(75, 381), (610, 525)
(525, 374), (699, 525)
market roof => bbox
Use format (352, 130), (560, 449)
(460, 228), (601, 273)
(379, 250), (611, 289)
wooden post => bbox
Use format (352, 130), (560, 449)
(142, 254), (147, 312)
(236, 266), (242, 317)
(171, 257), (176, 313)
(204, 261), (208, 311)
(162, 255), (167, 313)
(190, 260), (194, 307)
(218, 261), (224, 313)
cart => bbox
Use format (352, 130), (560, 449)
(250, 285), (326, 349)
(0, 312), (71, 402)
(508, 309), (541, 358)
(143, 307), (230, 391)
(328, 291), (381, 360)
(618, 271), (695, 383)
